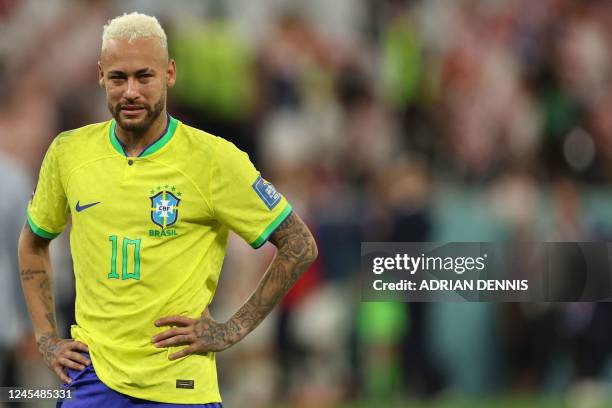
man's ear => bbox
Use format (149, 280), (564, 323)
(167, 59), (176, 89)
(98, 61), (105, 88)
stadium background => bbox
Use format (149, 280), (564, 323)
(2, 0), (612, 407)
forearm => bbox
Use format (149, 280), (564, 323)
(225, 249), (310, 340)
(17, 224), (58, 343)
(213, 212), (318, 345)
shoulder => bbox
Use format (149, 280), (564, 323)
(51, 121), (111, 153)
(44, 121), (112, 175)
(177, 122), (223, 147)
(176, 122), (246, 162)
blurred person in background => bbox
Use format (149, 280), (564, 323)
(169, 4), (257, 159)
(0, 153), (32, 398)
(17, 11), (317, 407)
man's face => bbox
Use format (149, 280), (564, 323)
(98, 37), (176, 133)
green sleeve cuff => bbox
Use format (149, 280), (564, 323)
(26, 211), (60, 240)
(250, 203), (293, 249)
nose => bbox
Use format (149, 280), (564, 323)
(123, 77), (140, 100)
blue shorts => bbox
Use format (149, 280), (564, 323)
(56, 353), (222, 408)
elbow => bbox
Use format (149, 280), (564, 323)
(306, 235), (318, 265)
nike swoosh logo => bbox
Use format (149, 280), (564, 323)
(75, 201), (101, 212)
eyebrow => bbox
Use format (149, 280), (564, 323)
(108, 68), (155, 76)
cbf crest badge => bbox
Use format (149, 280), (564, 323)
(149, 186), (182, 237)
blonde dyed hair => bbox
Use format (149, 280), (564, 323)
(102, 12), (167, 52)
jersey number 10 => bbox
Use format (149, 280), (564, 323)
(108, 235), (141, 280)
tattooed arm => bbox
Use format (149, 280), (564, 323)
(153, 211), (318, 358)
(18, 224), (90, 383)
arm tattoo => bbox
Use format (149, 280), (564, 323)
(20, 268), (58, 331)
(38, 275), (57, 329)
(194, 317), (238, 350)
(35, 276), (60, 362)
(20, 269), (46, 281)
(35, 277), (60, 363)
(199, 212), (317, 347)
(37, 332), (60, 366)
(21, 267), (59, 350)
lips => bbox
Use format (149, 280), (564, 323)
(120, 105), (146, 116)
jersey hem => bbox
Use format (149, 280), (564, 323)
(95, 373), (223, 405)
(95, 364), (223, 404)
(250, 203), (293, 249)
(26, 211), (60, 240)
(73, 331), (223, 405)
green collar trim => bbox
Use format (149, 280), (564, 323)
(109, 115), (178, 157)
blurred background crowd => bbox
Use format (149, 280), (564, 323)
(3, 0), (612, 407)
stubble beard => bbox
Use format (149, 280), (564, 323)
(110, 94), (165, 134)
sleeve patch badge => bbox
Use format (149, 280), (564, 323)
(252, 175), (281, 210)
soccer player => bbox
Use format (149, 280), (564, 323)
(17, 12), (317, 407)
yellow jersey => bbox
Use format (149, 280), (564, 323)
(27, 115), (292, 403)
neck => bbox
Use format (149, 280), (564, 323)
(115, 110), (168, 157)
